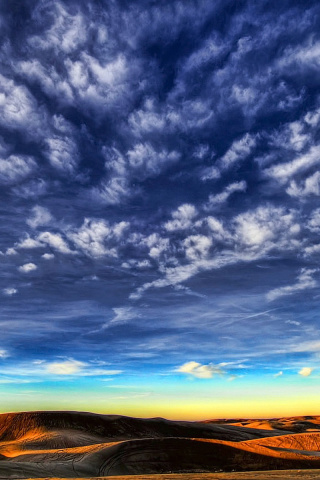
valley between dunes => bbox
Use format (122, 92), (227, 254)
(1, 411), (320, 478)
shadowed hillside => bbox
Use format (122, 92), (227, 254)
(0, 412), (320, 478)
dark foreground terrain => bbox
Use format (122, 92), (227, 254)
(0, 411), (320, 478)
(10, 473), (320, 480)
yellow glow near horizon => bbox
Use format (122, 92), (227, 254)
(1, 388), (319, 421)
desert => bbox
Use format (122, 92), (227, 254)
(0, 411), (320, 479)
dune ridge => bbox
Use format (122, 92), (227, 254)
(0, 412), (320, 478)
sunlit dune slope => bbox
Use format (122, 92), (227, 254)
(203, 416), (320, 433)
(0, 411), (284, 443)
(1, 412), (320, 478)
(1, 437), (320, 478)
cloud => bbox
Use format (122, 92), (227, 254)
(98, 307), (140, 330)
(285, 320), (301, 326)
(131, 205), (302, 299)
(265, 145), (320, 184)
(0, 73), (46, 140)
(3, 288), (17, 296)
(42, 253), (55, 260)
(127, 143), (180, 179)
(267, 268), (318, 301)
(164, 204), (197, 231)
(177, 361), (224, 379)
(0, 155), (37, 185)
(46, 359), (122, 376)
(298, 367), (313, 377)
(201, 135), (257, 182)
(37, 232), (73, 255)
(307, 208), (320, 233)
(46, 359), (85, 375)
(68, 218), (129, 258)
(18, 263), (37, 273)
(183, 235), (212, 261)
(45, 136), (79, 174)
(287, 171), (320, 198)
(234, 206), (300, 251)
(0, 350), (8, 359)
(274, 371), (283, 377)
(220, 134), (257, 169)
(204, 181), (247, 209)
(110, 307), (137, 325)
(27, 206), (53, 229)
(201, 166), (221, 181)
(6, 248), (17, 256)
(13, 178), (48, 199)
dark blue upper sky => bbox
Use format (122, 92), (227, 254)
(0, 0), (320, 416)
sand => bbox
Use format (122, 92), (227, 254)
(9, 472), (320, 480)
(0, 411), (320, 478)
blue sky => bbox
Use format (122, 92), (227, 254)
(0, 0), (320, 418)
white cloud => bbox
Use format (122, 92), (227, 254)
(109, 307), (139, 326)
(164, 204), (197, 231)
(288, 340), (320, 354)
(27, 206), (53, 229)
(205, 180), (246, 209)
(0, 155), (37, 185)
(141, 233), (169, 259)
(44, 136), (79, 174)
(0, 74), (46, 140)
(307, 208), (320, 232)
(93, 176), (130, 205)
(177, 361), (224, 378)
(13, 178), (48, 199)
(267, 268), (318, 301)
(46, 358), (122, 377)
(265, 145), (320, 184)
(274, 371), (283, 377)
(278, 40), (320, 73)
(18, 263), (37, 273)
(205, 217), (229, 242)
(5, 248), (17, 256)
(37, 232), (73, 255)
(47, 359), (85, 375)
(220, 133), (257, 169)
(270, 120), (310, 152)
(3, 288), (17, 296)
(183, 235), (212, 261)
(68, 218), (129, 258)
(234, 206), (300, 251)
(0, 350), (8, 359)
(200, 134), (256, 182)
(127, 143), (180, 179)
(287, 171), (320, 198)
(28, 3), (87, 54)
(201, 166), (220, 181)
(285, 320), (301, 326)
(131, 205), (302, 299)
(42, 253), (55, 260)
(17, 236), (42, 249)
(298, 367), (313, 377)
(181, 33), (227, 74)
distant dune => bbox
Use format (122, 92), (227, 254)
(0, 411), (320, 478)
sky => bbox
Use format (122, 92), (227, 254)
(0, 0), (320, 420)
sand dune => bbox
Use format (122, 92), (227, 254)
(11, 473), (320, 480)
(0, 412), (320, 478)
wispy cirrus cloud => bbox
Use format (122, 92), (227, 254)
(267, 268), (318, 301)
